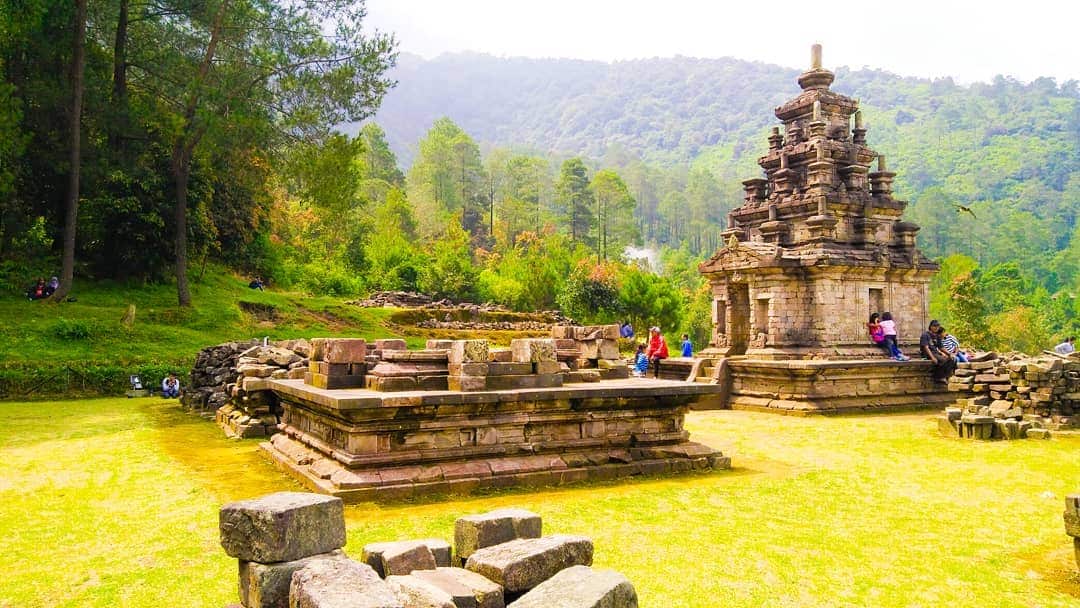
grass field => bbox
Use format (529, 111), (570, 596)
(1, 398), (1077, 607)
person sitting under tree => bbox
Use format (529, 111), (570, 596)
(26, 277), (46, 300)
(161, 373), (181, 398)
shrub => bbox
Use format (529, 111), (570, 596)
(51, 318), (95, 340)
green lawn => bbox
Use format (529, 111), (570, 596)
(1, 398), (1077, 607)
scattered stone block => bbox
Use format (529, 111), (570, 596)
(289, 558), (401, 608)
(426, 339), (455, 350)
(465, 535), (594, 593)
(386, 575), (455, 608)
(507, 565), (637, 608)
(375, 339), (408, 352)
(363, 540), (452, 577)
(305, 372), (365, 390)
(239, 550), (348, 608)
(407, 568), (504, 608)
(381, 542), (438, 577)
(1027, 428), (1051, 439)
(454, 509), (542, 562)
(937, 415), (959, 438)
(219, 492), (345, 563)
(1065, 494), (1080, 537)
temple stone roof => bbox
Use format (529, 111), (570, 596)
(700, 44), (938, 276)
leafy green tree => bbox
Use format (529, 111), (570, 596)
(136, 0), (396, 305)
(417, 218), (478, 300)
(557, 261), (621, 324)
(948, 271), (992, 349)
(616, 265), (685, 337)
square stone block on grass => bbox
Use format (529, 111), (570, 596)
(454, 509), (542, 563)
(220, 492), (345, 563)
(311, 338), (367, 364)
(380, 542), (438, 577)
(465, 535), (594, 593)
(239, 550), (348, 608)
(506, 565), (637, 608)
(290, 558), (401, 608)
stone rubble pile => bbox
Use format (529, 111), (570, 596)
(939, 350), (1079, 439)
(416, 319), (552, 331)
(182, 339), (310, 438)
(220, 492), (638, 608)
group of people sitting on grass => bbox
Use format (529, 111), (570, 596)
(628, 325), (693, 379)
(867, 312), (965, 383)
(25, 276), (59, 300)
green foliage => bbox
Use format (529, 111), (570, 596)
(407, 117), (486, 236)
(947, 271), (993, 350)
(556, 158), (593, 245)
(557, 261), (622, 324)
(616, 265), (685, 336)
(50, 317), (95, 340)
(417, 219), (478, 300)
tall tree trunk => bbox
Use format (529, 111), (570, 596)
(173, 0), (229, 307)
(172, 149), (192, 306)
(50, 0), (88, 303)
(109, 0), (129, 152)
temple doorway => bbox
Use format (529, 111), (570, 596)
(729, 284), (750, 355)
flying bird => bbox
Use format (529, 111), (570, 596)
(952, 204), (977, 219)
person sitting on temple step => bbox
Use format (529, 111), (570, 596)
(646, 326), (669, 379)
(938, 328), (968, 363)
(920, 320), (956, 384)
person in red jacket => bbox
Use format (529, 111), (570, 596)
(645, 326), (669, 379)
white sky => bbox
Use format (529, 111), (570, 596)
(364, 0), (1080, 85)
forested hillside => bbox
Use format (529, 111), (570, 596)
(3, 6), (1078, 356)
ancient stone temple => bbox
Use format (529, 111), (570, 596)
(697, 45), (951, 413)
(699, 44), (938, 359)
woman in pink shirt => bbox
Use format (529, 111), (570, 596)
(879, 312), (909, 361)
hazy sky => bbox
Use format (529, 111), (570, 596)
(364, 0), (1079, 85)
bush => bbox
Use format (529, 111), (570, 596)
(51, 318), (95, 340)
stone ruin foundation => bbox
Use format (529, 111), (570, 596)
(262, 334), (728, 502)
(938, 351), (1079, 439)
(219, 491), (638, 608)
(694, 44), (949, 414)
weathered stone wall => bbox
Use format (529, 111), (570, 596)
(219, 492), (639, 607)
(183, 339), (310, 438)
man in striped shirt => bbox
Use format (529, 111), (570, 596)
(938, 328), (968, 363)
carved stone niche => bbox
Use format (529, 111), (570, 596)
(748, 333), (768, 349)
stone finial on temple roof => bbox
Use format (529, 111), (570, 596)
(877, 155), (887, 172)
(812, 100), (822, 121)
(853, 110), (863, 129)
(811, 44), (822, 70)
(798, 43), (835, 91)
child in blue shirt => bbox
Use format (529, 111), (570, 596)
(633, 343), (648, 377)
(681, 333), (693, 357)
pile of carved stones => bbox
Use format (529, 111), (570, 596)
(183, 339), (310, 438)
(940, 351), (1079, 439)
(220, 492), (638, 608)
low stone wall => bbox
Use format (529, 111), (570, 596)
(938, 351), (1079, 439)
(219, 492), (638, 607)
(726, 358), (954, 414)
